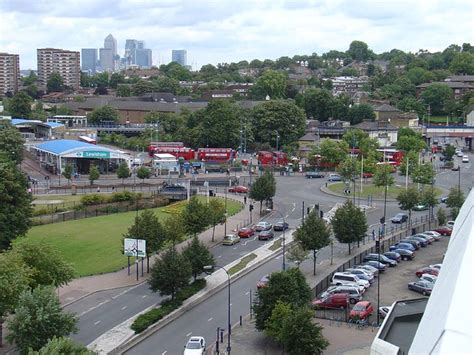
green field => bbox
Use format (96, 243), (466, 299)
(425, 115), (463, 124)
(327, 182), (443, 200)
(25, 196), (242, 277)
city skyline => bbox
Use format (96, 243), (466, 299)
(0, 0), (473, 70)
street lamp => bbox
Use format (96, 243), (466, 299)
(203, 265), (231, 355)
(268, 209), (287, 271)
(275, 132), (280, 151)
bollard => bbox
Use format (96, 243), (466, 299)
(220, 329), (224, 343)
(240, 315), (242, 326)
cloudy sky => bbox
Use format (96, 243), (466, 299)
(1, 0), (473, 70)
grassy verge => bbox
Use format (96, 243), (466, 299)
(25, 197), (243, 277)
(269, 238), (283, 251)
(327, 182), (443, 200)
(229, 253), (257, 275)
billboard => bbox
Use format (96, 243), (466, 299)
(124, 238), (146, 257)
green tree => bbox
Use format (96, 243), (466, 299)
(337, 156), (361, 182)
(124, 210), (166, 271)
(62, 164), (73, 185)
(331, 200), (367, 254)
(7, 286), (78, 354)
(28, 336), (95, 355)
(109, 73), (125, 89)
(0, 158), (33, 250)
(249, 170), (276, 213)
(22, 71), (37, 86)
(443, 144), (456, 161)
(397, 97), (426, 117)
(148, 247), (192, 300)
(0, 120), (25, 164)
(348, 103), (375, 124)
(347, 40), (371, 61)
(446, 187), (464, 219)
(300, 88), (334, 121)
(117, 162), (131, 184)
(412, 163), (435, 185)
(253, 268), (311, 331)
(264, 301), (292, 344)
(12, 239), (75, 288)
(314, 139), (349, 167)
(420, 188), (438, 220)
(88, 105), (119, 124)
(286, 243), (308, 268)
(208, 198), (226, 242)
(343, 129), (379, 158)
(294, 210), (330, 275)
(397, 135), (426, 153)
(136, 166), (151, 182)
(7, 91), (32, 118)
(182, 196), (210, 236)
(396, 187), (420, 225)
(0, 253), (31, 347)
(116, 84), (132, 97)
(399, 150), (419, 177)
(406, 67), (434, 85)
(163, 212), (186, 246)
(88, 165), (100, 185)
(47, 72), (64, 92)
(251, 100), (306, 148)
(449, 52), (474, 74)
(251, 69), (287, 99)
(182, 235), (215, 280)
(421, 83), (453, 115)
(437, 208), (447, 226)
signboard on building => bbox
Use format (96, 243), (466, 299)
(75, 151), (111, 158)
(123, 238), (146, 257)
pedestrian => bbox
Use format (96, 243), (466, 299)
(97, 186), (101, 193)
(112, 186), (115, 192)
(244, 195), (247, 204)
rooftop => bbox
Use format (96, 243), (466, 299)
(417, 81), (474, 89)
(34, 139), (111, 155)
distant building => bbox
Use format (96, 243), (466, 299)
(135, 48), (152, 68)
(329, 76), (369, 97)
(0, 52), (20, 95)
(100, 34), (117, 71)
(172, 50), (187, 66)
(124, 39), (152, 68)
(416, 81), (474, 100)
(37, 48), (80, 90)
(81, 48), (97, 74)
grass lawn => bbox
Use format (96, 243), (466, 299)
(25, 196), (242, 277)
(327, 182), (443, 200)
(229, 254), (257, 275)
(426, 115), (463, 124)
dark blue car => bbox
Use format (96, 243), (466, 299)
(389, 242), (415, 252)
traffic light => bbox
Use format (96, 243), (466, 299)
(380, 217), (385, 224)
(249, 204), (254, 211)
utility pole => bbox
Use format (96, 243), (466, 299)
(302, 201), (305, 222)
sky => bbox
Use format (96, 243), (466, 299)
(1, 0), (473, 70)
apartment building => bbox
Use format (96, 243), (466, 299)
(37, 48), (80, 90)
(0, 53), (20, 96)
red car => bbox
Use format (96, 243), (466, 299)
(229, 185), (248, 193)
(350, 301), (374, 320)
(312, 293), (349, 310)
(415, 267), (440, 278)
(238, 227), (255, 238)
(433, 226), (452, 236)
(362, 172), (373, 178)
(257, 275), (269, 289)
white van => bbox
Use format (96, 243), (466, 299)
(331, 272), (370, 290)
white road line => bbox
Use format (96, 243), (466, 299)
(186, 332), (192, 337)
(245, 291), (250, 295)
(142, 295), (147, 298)
(162, 351), (167, 355)
(208, 317), (213, 322)
(94, 320), (101, 325)
(285, 214), (289, 219)
(233, 247), (237, 250)
(217, 255), (222, 258)
(121, 306), (127, 310)
(243, 241), (248, 246)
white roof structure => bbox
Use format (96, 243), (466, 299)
(409, 190), (474, 354)
(154, 153), (177, 160)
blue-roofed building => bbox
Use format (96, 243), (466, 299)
(33, 139), (131, 175)
(3, 117), (66, 140)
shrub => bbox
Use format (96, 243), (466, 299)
(110, 191), (142, 202)
(80, 194), (106, 206)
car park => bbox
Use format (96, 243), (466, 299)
(390, 242), (416, 252)
(383, 251), (401, 262)
(364, 260), (386, 272)
(228, 185), (248, 193)
(237, 227), (255, 238)
(393, 248), (415, 260)
(257, 274), (269, 289)
(223, 234), (240, 246)
(305, 171), (325, 179)
(312, 293), (349, 309)
(258, 230), (274, 240)
(273, 221), (289, 231)
(183, 336), (206, 355)
(378, 306), (392, 319)
(331, 272), (370, 290)
(328, 173), (342, 182)
(423, 231), (442, 241)
(415, 267), (439, 278)
(462, 155), (469, 163)
(408, 280), (432, 296)
(433, 226), (452, 236)
(363, 253), (397, 267)
(400, 239), (421, 249)
(415, 233), (435, 243)
(390, 213), (408, 224)
(321, 285), (362, 304)
(255, 221), (272, 231)
(345, 268), (375, 283)
(405, 236), (428, 247)
(350, 301), (374, 320)
(420, 274), (437, 285)
(354, 264), (379, 277)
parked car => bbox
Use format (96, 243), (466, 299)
(321, 285), (362, 304)
(353, 264), (379, 277)
(390, 242), (416, 252)
(228, 185), (248, 193)
(429, 263), (442, 270)
(379, 306), (392, 319)
(413, 203), (428, 211)
(345, 268), (375, 283)
(420, 274), (438, 285)
(255, 221), (272, 231)
(452, 165), (460, 171)
(383, 251), (401, 262)
(415, 233), (435, 243)
(223, 234), (240, 246)
(312, 293), (349, 309)
(328, 173), (342, 182)
(405, 236), (428, 247)
(305, 171), (325, 179)
(273, 220), (289, 231)
(258, 230), (274, 240)
(393, 248), (415, 261)
(350, 301), (374, 320)
(456, 150), (463, 157)
(391, 213), (408, 224)
(462, 155), (469, 163)
(446, 221), (455, 229)
(363, 253), (397, 267)
(331, 272), (369, 290)
(238, 227), (255, 238)
(415, 267), (439, 278)
(400, 239), (421, 250)
(184, 336), (206, 355)
(364, 260), (386, 272)
(408, 280), (433, 296)
(433, 226), (452, 236)
(423, 231), (442, 241)
(440, 196), (448, 203)
(257, 274), (269, 289)
(362, 172), (374, 178)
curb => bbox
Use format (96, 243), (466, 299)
(320, 183), (398, 203)
(111, 233), (291, 354)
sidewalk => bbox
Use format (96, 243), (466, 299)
(58, 192), (259, 305)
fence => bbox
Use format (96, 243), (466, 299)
(313, 214), (435, 319)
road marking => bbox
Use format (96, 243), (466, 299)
(233, 247), (237, 250)
(121, 306), (127, 310)
(142, 295), (147, 298)
(208, 317), (213, 322)
(186, 332), (192, 337)
(230, 303), (233, 307)
(94, 320), (101, 325)
(253, 236), (257, 241)
(243, 241), (248, 246)
(162, 351), (167, 355)
(245, 291), (250, 295)
(285, 214), (289, 219)
(217, 255), (222, 258)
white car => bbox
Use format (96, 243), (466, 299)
(184, 336), (206, 355)
(254, 221), (272, 231)
(331, 272), (370, 291)
(429, 263), (442, 270)
(379, 306), (393, 319)
(420, 273), (437, 285)
(447, 220), (455, 229)
(456, 150), (463, 157)
(423, 231), (442, 241)
(462, 155), (469, 163)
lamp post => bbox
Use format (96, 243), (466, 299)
(204, 265), (231, 355)
(276, 132), (280, 151)
(270, 209), (287, 271)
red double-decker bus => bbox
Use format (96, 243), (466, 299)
(152, 146), (195, 160)
(377, 149), (404, 166)
(147, 142), (185, 156)
(197, 148), (235, 162)
(257, 151), (288, 166)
